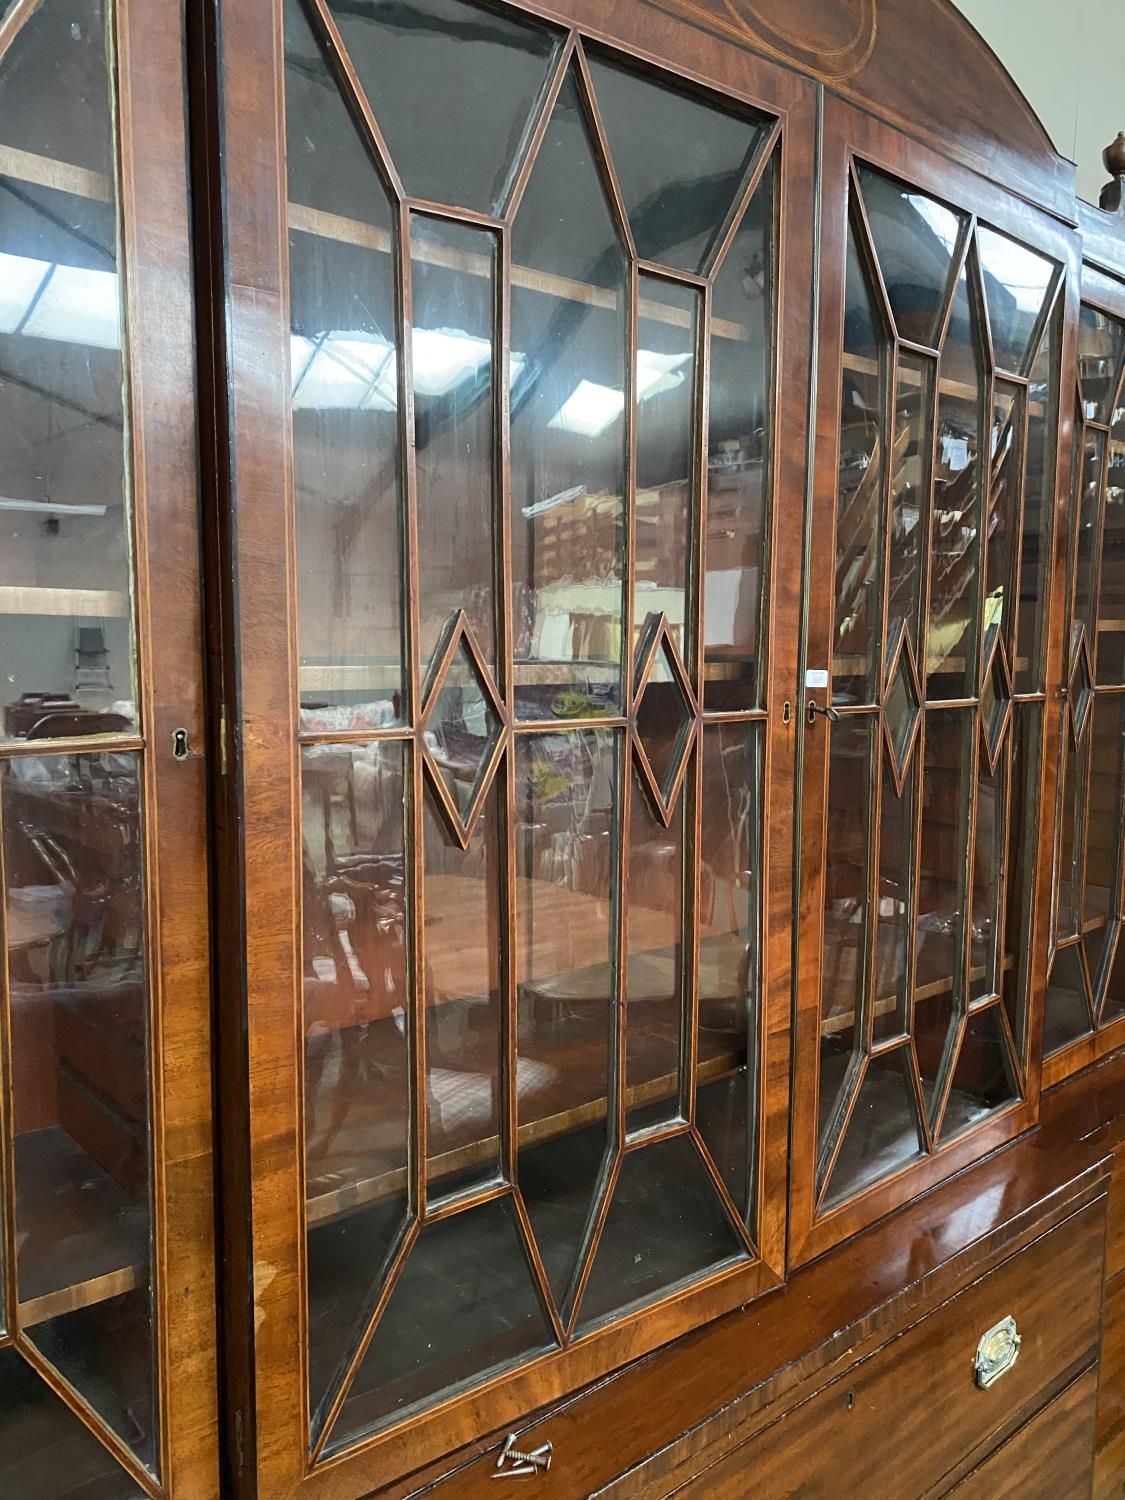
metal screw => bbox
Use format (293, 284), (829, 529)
(495, 1434), (553, 1474)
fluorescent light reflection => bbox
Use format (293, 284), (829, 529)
(290, 326), (518, 410)
(546, 350), (692, 438)
(0, 250), (121, 349)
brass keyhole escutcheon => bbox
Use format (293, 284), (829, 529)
(172, 727), (190, 762)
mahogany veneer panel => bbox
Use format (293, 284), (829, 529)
(952, 1367), (1098, 1500)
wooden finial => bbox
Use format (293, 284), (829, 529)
(1102, 133), (1125, 214)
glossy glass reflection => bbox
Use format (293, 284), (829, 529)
(856, 167), (962, 347)
(1016, 311), (1058, 690)
(833, 218), (886, 707)
(874, 755), (915, 1044)
(1044, 936), (1098, 1056)
(625, 766), (685, 1133)
(635, 632), (692, 805)
(286, 0), (404, 722)
(969, 740), (1005, 1004)
(927, 259), (984, 696)
(586, 53), (761, 273)
(976, 225), (1055, 374)
(1098, 378), (1125, 683)
(695, 723), (761, 1226)
(0, 0), (137, 742)
(986, 383), (1023, 648)
(1078, 302), (1125, 423)
(0, 1346), (146, 1499)
(325, 0), (558, 214)
(888, 354), (933, 655)
(576, 1134), (744, 1329)
(705, 159), (775, 712)
(325, 1196), (554, 1451)
(940, 1004), (1018, 1140)
(423, 638), (500, 822)
(411, 215), (497, 679)
(819, 714), (875, 1146)
(634, 275), (697, 665)
(916, 709), (972, 1022)
(424, 779), (503, 1201)
(301, 740), (410, 1405)
(3, 753), (155, 1471)
(823, 1047), (923, 1209)
(515, 729), (617, 1305)
(510, 70), (627, 720)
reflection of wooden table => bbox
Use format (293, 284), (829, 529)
(304, 921), (750, 1226)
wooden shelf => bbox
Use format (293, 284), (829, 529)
(14, 1125), (148, 1327)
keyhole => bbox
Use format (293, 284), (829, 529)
(172, 728), (190, 762)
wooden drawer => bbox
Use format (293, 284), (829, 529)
(950, 1367), (1098, 1499)
(1107, 1145), (1125, 1281)
(1095, 1272), (1125, 1500)
(674, 1202), (1104, 1499)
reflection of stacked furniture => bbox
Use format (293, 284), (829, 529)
(4, 693), (129, 740)
(5, 759), (148, 1328)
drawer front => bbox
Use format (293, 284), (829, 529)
(950, 1367), (1098, 1500)
(1095, 1272), (1125, 1500)
(1107, 1146), (1125, 1281)
(674, 1202), (1105, 1499)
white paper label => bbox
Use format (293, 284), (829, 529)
(805, 668), (829, 689)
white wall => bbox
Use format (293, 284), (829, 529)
(953, 0), (1121, 206)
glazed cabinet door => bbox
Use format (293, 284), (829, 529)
(792, 97), (1076, 1262)
(1042, 261), (1125, 1082)
(216, 0), (812, 1493)
(0, 1), (216, 1497)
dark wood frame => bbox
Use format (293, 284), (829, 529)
(791, 93), (1080, 1267)
(0, 0), (218, 1495)
(1042, 259), (1125, 1089)
(216, 0), (814, 1492)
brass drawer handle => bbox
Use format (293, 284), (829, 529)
(975, 1316), (1021, 1389)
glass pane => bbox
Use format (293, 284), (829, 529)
(695, 722), (761, 1226)
(635, 275), (697, 667)
(916, 708), (973, 1063)
(626, 764), (685, 1133)
(286, 0), (404, 723)
(833, 217), (887, 707)
(976, 225), (1055, 375)
(927, 257), (984, 697)
(985, 382), (1023, 649)
(325, 1196), (554, 1451)
(424, 778), (503, 1202)
(1098, 410), (1125, 684)
(1002, 702), (1040, 1054)
(940, 1004), (1018, 1139)
(0, 1345), (146, 1499)
(857, 167), (962, 347)
(819, 714), (875, 1149)
(1044, 948), (1086, 1056)
(423, 639), (500, 821)
(1103, 933), (1125, 1025)
(3, 752), (155, 1471)
(515, 729), (617, 1306)
(324, 0), (558, 214)
(1078, 302), (1125, 424)
(1056, 727), (1082, 943)
(0, 0), (138, 743)
(1016, 310), (1058, 691)
(1083, 693), (1124, 991)
(969, 732), (1006, 1003)
(586, 53), (761, 273)
(704, 159), (775, 711)
(635, 634), (692, 804)
(1073, 428), (1106, 648)
(887, 353), (933, 656)
(874, 754), (916, 1043)
(411, 215), (497, 680)
(301, 741), (411, 1406)
(824, 1047), (923, 1209)
(576, 1134), (744, 1330)
(510, 70), (627, 720)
